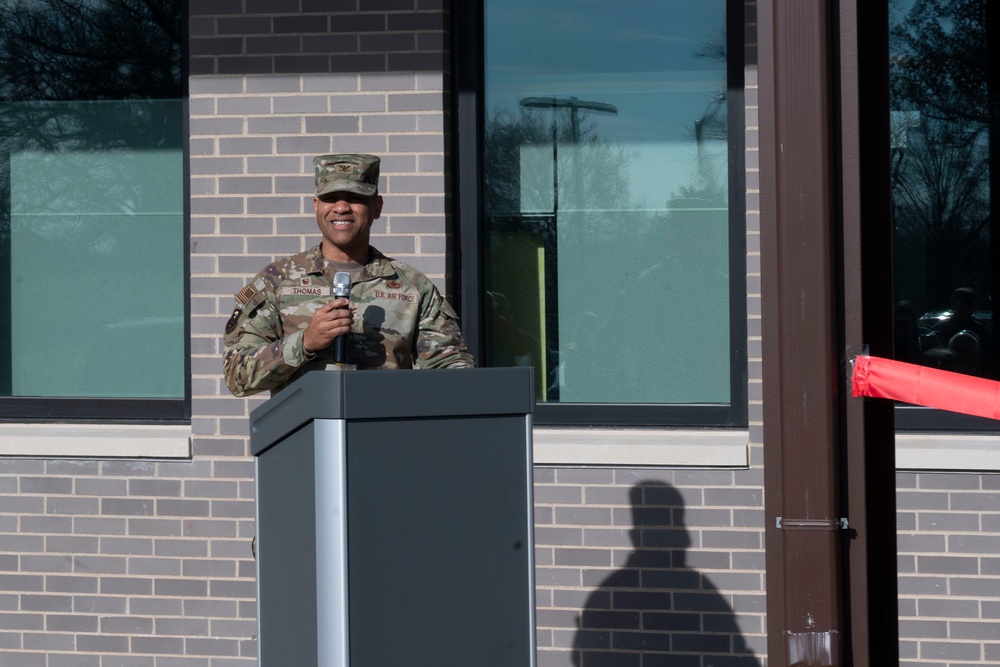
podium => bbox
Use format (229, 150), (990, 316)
(250, 368), (536, 667)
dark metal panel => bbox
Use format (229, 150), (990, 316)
(346, 415), (535, 667)
(836, 3), (899, 667)
(255, 421), (322, 667)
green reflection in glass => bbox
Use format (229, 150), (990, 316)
(484, 0), (731, 404)
(8, 109), (184, 398)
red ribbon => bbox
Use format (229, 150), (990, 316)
(852, 355), (1000, 421)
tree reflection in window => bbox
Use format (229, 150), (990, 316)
(889, 0), (998, 381)
(0, 0), (184, 405)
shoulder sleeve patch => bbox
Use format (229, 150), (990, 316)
(224, 307), (242, 334)
(235, 284), (256, 307)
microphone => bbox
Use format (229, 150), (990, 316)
(332, 271), (351, 364)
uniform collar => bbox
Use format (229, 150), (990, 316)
(305, 244), (397, 280)
(358, 246), (398, 280)
(303, 244), (326, 274)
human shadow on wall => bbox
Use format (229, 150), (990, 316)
(573, 481), (761, 667)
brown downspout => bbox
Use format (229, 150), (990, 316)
(760, 1), (898, 665)
(760, 0), (844, 664)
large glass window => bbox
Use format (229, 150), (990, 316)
(471, 0), (746, 426)
(0, 0), (186, 421)
(889, 0), (998, 430)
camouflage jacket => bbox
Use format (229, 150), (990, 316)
(223, 245), (474, 397)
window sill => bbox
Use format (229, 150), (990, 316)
(532, 427), (750, 467)
(895, 432), (1000, 472)
(532, 427), (1000, 471)
(0, 423), (191, 459)
(1, 424), (993, 469)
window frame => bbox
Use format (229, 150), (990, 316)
(452, 0), (748, 428)
(0, 0), (191, 425)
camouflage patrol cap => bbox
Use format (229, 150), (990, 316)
(314, 154), (380, 197)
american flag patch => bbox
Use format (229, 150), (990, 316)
(235, 284), (256, 306)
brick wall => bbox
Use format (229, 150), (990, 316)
(897, 472), (1000, 666)
(0, 458), (257, 665)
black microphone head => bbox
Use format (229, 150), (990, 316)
(333, 271), (352, 298)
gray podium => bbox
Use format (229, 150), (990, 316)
(250, 367), (536, 667)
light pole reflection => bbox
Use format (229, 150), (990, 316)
(519, 96), (618, 214)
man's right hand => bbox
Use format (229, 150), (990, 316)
(302, 298), (354, 353)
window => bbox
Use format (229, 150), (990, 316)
(0, 0), (187, 422)
(456, 0), (746, 427)
(889, 0), (999, 431)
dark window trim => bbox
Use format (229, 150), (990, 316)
(452, 0), (748, 429)
(0, 0), (191, 424)
(895, 406), (1000, 432)
(0, 397), (188, 424)
(0, 150), (9, 393)
(180, 0), (192, 424)
(451, 0), (485, 363)
(535, 403), (741, 428)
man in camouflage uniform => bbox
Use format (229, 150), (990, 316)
(223, 154), (474, 397)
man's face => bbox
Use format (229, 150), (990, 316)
(313, 191), (383, 260)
